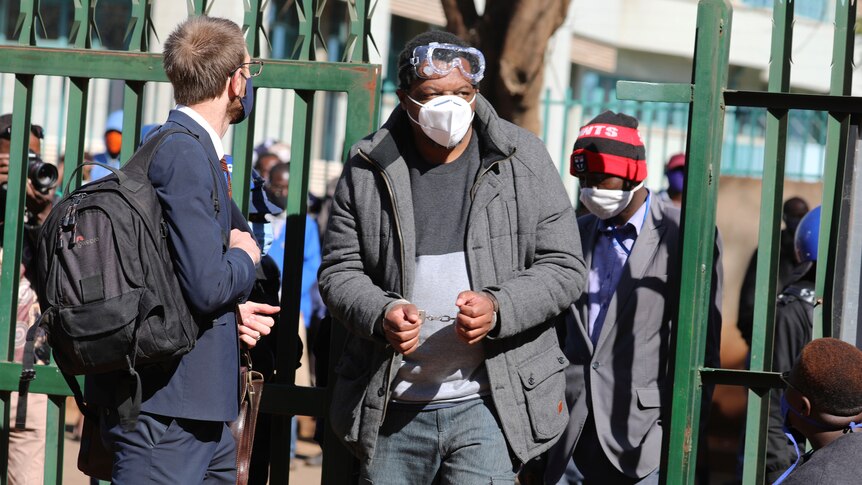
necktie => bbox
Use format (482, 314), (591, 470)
(220, 157), (232, 198)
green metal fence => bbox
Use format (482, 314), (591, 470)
(0, 1), (379, 484)
(619, 0), (857, 483)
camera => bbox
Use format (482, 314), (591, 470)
(0, 150), (58, 195)
(27, 151), (58, 194)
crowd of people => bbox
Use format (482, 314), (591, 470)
(0, 16), (856, 485)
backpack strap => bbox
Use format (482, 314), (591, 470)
(14, 321), (41, 430)
(126, 127), (228, 248)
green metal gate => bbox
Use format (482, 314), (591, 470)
(618, 0), (858, 483)
(0, 1), (379, 483)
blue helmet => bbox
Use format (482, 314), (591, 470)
(105, 110), (123, 133)
(794, 205), (820, 263)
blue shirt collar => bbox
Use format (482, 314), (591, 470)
(598, 190), (651, 236)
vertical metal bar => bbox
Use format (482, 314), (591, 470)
(126, 0), (153, 53)
(664, 1), (731, 483)
(119, 0), (151, 163)
(541, 88), (551, 147)
(320, 69), (381, 485)
(270, 1), (322, 482)
(64, 77), (91, 193)
(42, 396), (64, 485)
(119, 81), (144, 164)
(814, 0), (856, 339)
(345, 0), (374, 63)
(63, 1), (92, 192)
(0, 73), (34, 485)
(741, 1), (793, 482)
(558, 88), (572, 178)
(229, 0), (265, 213)
(69, 0), (93, 49)
(13, 0), (37, 46)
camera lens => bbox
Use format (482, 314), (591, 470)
(27, 154), (58, 194)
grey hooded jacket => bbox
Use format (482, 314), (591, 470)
(318, 95), (587, 465)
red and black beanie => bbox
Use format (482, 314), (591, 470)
(569, 110), (647, 183)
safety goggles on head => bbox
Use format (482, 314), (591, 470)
(410, 42), (485, 84)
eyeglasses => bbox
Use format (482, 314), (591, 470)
(0, 124), (44, 140)
(409, 43), (485, 84)
(229, 61), (264, 79)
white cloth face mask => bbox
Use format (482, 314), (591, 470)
(579, 181), (644, 220)
(406, 94), (476, 148)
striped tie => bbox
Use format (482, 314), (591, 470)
(220, 157), (232, 198)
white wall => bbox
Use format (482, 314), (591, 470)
(565, 0), (838, 93)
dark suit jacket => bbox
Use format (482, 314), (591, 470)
(545, 196), (722, 481)
(87, 110), (256, 422)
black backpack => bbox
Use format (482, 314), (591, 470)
(20, 128), (224, 430)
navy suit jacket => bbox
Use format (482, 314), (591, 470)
(87, 110), (256, 422)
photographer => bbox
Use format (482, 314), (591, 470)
(0, 113), (56, 484)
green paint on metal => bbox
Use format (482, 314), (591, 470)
(62, 77), (91, 193)
(125, 0), (156, 52)
(616, 81), (693, 104)
(293, 0), (323, 62)
(665, 2), (732, 483)
(69, 0), (93, 49)
(242, 0), (266, 58)
(814, 0), (856, 339)
(0, 75), (34, 362)
(0, 45), (378, 90)
(741, 2), (793, 482)
(230, 0), (267, 214)
(43, 396), (64, 484)
(120, 81), (145, 165)
(13, 0), (37, 46)
(0, 363), (82, 395)
(0, 2), (380, 482)
(345, 0), (376, 62)
(0, 73), (34, 485)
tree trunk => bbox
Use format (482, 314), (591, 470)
(443, 0), (571, 134)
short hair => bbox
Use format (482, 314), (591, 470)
(783, 196), (809, 220)
(790, 338), (862, 416)
(397, 30), (474, 90)
(268, 162), (290, 183)
(163, 17), (247, 106)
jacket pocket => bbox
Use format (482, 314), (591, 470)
(636, 388), (662, 409)
(330, 352), (371, 445)
(518, 347), (569, 440)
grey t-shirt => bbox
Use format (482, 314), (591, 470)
(390, 132), (491, 404)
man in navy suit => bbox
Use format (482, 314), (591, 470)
(92, 17), (271, 483)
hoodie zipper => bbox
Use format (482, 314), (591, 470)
(357, 149), (405, 424)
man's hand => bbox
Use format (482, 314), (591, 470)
(455, 291), (496, 345)
(237, 301), (279, 349)
(230, 228), (261, 265)
(383, 303), (422, 355)
(0, 153), (9, 185)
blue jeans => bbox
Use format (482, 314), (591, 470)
(361, 398), (517, 484)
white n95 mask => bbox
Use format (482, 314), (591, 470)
(406, 94), (476, 148)
(579, 182), (643, 220)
